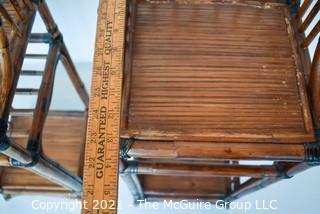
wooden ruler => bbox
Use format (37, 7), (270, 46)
(82, 0), (126, 213)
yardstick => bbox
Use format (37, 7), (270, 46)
(82, 0), (126, 213)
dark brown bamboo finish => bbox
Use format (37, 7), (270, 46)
(0, 1), (36, 119)
(303, 20), (320, 48)
(119, 0), (320, 204)
(27, 35), (61, 153)
(0, 2), (21, 36)
(224, 177), (280, 202)
(296, 0), (312, 21)
(35, 0), (89, 107)
(224, 160), (317, 202)
(0, 21), (12, 117)
(298, 1), (319, 34)
(121, 0), (314, 144)
(1, 188), (78, 200)
(0, 0), (88, 198)
(0, 0), (318, 204)
(127, 140), (306, 162)
(124, 162), (283, 178)
(121, 0), (137, 130)
(9, 0), (27, 23)
(0, 111), (87, 196)
(0, 132), (83, 194)
(7, 111), (87, 175)
(2, 7), (36, 121)
(35, 0), (60, 39)
(310, 39), (320, 123)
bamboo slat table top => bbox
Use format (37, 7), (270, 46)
(122, 0), (315, 143)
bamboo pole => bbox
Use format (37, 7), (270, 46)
(231, 161), (241, 192)
(9, 0), (27, 23)
(292, 4), (312, 82)
(309, 38), (320, 124)
(123, 162), (283, 178)
(0, 3), (21, 36)
(283, 162), (313, 177)
(299, 1), (320, 33)
(22, 0), (33, 10)
(77, 108), (88, 177)
(36, 0), (60, 39)
(34, 0), (89, 107)
(224, 159), (314, 202)
(119, 161), (144, 202)
(1, 188), (77, 198)
(303, 20), (320, 48)
(0, 22), (13, 117)
(224, 177), (277, 202)
(128, 140), (306, 161)
(0, 137), (32, 164)
(20, 70), (43, 76)
(29, 33), (51, 43)
(0, 135), (82, 194)
(27, 34), (61, 153)
(15, 88), (39, 95)
(2, 11), (36, 121)
(0, 1), (83, 195)
(121, 0), (137, 129)
(296, 0), (312, 21)
(25, 53), (47, 59)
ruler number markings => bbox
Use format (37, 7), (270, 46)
(82, 0), (126, 213)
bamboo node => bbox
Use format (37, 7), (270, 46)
(120, 138), (134, 159)
(48, 25), (60, 40)
(304, 130), (320, 165)
(304, 143), (320, 166)
(275, 162), (292, 179)
(123, 161), (138, 175)
(9, 151), (39, 168)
